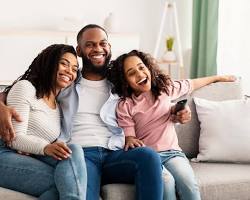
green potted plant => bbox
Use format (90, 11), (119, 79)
(166, 36), (174, 51)
(162, 36), (176, 62)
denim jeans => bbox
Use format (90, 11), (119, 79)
(0, 139), (58, 200)
(159, 150), (201, 200)
(84, 146), (163, 200)
(34, 144), (87, 200)
(0, 140), (87, 200)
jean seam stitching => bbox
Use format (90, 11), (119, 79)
(69, 156), (81, 199)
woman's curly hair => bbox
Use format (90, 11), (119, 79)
(4, 44), (77, 99)
(107, 50), (173, 99)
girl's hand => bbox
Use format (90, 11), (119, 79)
(217, 75), (236, 82)
(124, 136), (145, 151)
(171, 105), (191, 124)
(44, 142), (72, 160)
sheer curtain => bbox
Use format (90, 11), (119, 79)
(217, 0), (250, 95)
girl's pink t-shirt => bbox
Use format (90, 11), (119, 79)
(116, 79), (193, 152)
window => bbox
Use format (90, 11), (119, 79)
(217, 0), (250, 94)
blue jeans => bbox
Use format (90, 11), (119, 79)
(0, 140), (87, 200)
(84, 146), (163, 200)
(0, 139), (58, 199)
(34, 144), (87, 200)
(159, 150), (201, 200)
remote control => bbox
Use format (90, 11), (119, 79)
(174, 99), (187, 114)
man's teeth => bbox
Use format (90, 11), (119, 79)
(92, 55), (103, 59)
(137, 78), (147, 84)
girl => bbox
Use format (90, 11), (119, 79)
(4, 44), (86, 200)
(109, 50), (235, 200)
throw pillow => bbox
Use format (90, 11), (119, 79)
(193, 97), (250, 163)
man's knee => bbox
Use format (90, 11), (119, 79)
(131, 147), (161, 165)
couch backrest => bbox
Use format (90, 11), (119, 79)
(175, 79), (243, 158)
(0, 85), (6, 92)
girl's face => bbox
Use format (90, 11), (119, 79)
(123, 56), (151, 96)
(56, 52), (78, 91)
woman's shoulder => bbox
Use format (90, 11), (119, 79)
(8, 80), (36, 99)
(12, 80), (34, 88)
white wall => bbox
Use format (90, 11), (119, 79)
(0, 0), (192, 75)
(218, 0), (250, 95)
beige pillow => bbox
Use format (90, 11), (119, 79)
(193, 97), (250, 163)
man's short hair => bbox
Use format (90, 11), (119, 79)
(77, 24), (108, 45)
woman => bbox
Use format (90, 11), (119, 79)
(1, 44), (86, 200)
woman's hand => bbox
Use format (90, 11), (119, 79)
(124, 136), (145, 151)
(0, 102), (22, 145)
(171, 105), (191, 124)
(17, 150), (30, 156)
(44, 142), (72, 160)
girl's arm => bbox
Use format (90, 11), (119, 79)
(117, 100), (145, 151)
(125, 136), (144, 151)
(171, 75), (236, 124)
(191, 75), (236, 91)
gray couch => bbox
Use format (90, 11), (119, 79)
(1, 80), (250, 200)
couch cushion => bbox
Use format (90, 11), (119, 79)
(0, 187), (36, 200)
(176, 80), (243, 158)
(193, 97), (250, 163)
(191, 162), (250, 200)
(101, 184), (135, 200)
(102, 162), (250, 200)
(0, 85), (7, 92)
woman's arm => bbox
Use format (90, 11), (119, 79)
(191, 75), (236, 91)
(7, 81), (50, 155)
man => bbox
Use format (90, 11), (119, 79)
(0, 24), (191, 200)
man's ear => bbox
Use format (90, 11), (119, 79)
(76, 45), (82, 57)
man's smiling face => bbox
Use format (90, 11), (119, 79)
(77, 27), (111, 76)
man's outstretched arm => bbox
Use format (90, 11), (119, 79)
(0, 92), (22, 144)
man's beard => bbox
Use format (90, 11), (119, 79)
(81, 53), (112, 77)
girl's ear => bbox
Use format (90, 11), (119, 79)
(76, 46), (82, 57)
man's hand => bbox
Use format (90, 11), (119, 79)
(0, 102), (22, 145)
(44, 142), (72, 160)
(124, 136), (145, 151)
(171, 105), (191, 124)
